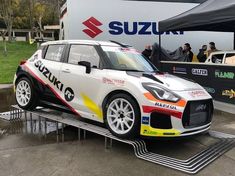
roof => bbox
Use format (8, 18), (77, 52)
(41, 40), (122, 47)
(159, 0), (235, 32)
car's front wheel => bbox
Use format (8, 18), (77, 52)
(104, 93), (140, 139)
(15, 77), (38, 110)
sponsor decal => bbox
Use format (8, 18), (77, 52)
(155, 102), (177, 110)
(215, 70), (234, 79)
(35, 60), (64, 91)
(83, 17), (103, 38)
(189, 90), (207, 98)
(173, 67), (187, 75)
(203, 87), (216, 94)
(120, 47), (140, 54)
(34, 60), (75, 102)
(192, 68), (208, 76)
(82, 17), (184, 38)
(142, 116), (150, 125)
(24, 63), (80, 117)
(102, 77), (113, 84)
(195, 104), (207, 112)
(222, 89), (235, 99)
(102, 77), (125, 85)
(143, 129), (158, 135)
(64, 87), (74, 102)
(143, 105), (182, 119)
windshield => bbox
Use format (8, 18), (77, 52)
(102, 46), (157, 72)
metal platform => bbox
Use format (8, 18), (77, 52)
(5, 105), (235, 174)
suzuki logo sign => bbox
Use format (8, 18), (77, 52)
(83, 17), (103, 38)
(82, 17), (184, 38)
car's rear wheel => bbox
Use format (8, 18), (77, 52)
(104, 93), (140, 139)
(15, 77), (38, 110)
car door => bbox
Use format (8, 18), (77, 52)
(42, 44), (65, 79)
(33, 44), (65, 98)
(59, 44), (106, 122)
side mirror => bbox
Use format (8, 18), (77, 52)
(78, 61), (91, 74)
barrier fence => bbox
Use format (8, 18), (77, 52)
(161, 61), (235, 105)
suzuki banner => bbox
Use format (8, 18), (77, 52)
(60, 0), (233, 52)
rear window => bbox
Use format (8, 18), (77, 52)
(44, 45), (65, 62)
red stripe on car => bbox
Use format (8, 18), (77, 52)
(23, 64), (81, 117)
(142, 105), (182, 119)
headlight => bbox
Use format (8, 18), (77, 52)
(143, 83), (180, 102)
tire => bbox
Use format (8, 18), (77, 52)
(15, 77), (38, 110)
(104, 93), (141, 139)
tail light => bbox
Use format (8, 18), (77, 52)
(20, 60), (27, 65)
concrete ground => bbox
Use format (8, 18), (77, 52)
(0, 109), (235, 176)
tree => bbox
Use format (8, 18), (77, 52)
(0, 0), (19, 41)
(28, 0), (35, 37)
(0, 30), (7, 56)
(34, 1), (46, 38)
(0, 0), (63, 43)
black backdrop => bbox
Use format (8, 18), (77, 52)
(161, 62), (235, 105)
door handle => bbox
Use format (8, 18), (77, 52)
(62, 69), (71, 73)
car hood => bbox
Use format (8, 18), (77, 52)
(127, 72), (203, 91)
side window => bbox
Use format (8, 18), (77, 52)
(44, 45), (65, 62)
(211, 54), (224, 64)
(225, 53), (235, 65)
(68, 45), (100, 68)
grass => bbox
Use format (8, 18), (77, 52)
(0, 41), (37, 84)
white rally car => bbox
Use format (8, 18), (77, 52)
(14, 40), (213, 138)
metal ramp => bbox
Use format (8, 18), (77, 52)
(4, 105), (235, 174)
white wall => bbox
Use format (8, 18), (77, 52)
(62, 0), (233, 53)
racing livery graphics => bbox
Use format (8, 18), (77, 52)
(14, 40), (213, 139)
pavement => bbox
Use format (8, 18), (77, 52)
(0, 84), (13, 89)
(0, 109), (234, 176)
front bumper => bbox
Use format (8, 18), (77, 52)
(140, 123), (211, 137)
(140, 99), (213, 138)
